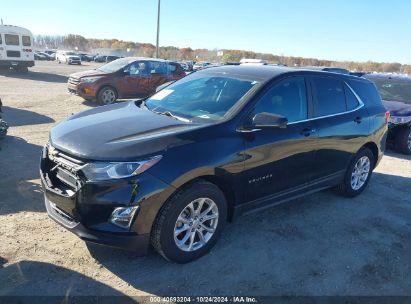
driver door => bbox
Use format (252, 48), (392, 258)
(120, 61), (151, 98)
(240, 76), (318, 204)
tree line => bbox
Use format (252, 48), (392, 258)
(34, 34), (411, 74)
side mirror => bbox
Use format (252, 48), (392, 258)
(252, 112), (288, 129)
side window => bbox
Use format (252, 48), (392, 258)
(128, 61), (149, 76)
(5, 34), (19, 46)
(311, 77), (346, 117)
(22, 36), (31, 46)
(253, 77), (308, 123)
(344, 84), (360, 110)
(168, 63), (177, 74)
(150, 61), (166, 75)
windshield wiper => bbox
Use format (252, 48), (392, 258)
(154, 110), (191, 122)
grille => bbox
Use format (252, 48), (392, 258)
(68, 77), (80, 85)
(47, 145), (84, 190)
(6, 50), (20, 58)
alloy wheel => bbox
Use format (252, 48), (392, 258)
(101, 89), (116, 104)
(350, 156), (371, 190)
(174, 198), (219, 252)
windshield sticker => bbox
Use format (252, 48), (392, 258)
(151, 89), (174, 100)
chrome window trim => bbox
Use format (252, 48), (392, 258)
(287, 81), (364, 125)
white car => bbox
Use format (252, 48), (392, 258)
(56, 51), (81, 65)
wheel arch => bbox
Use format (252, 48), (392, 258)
(360, 141), (379, 169)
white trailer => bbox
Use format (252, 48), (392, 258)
(0, 24), (34, 71)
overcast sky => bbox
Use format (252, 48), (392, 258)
(2, 0), (411, 64)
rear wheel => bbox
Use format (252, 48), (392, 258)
(394, 126), (411, 155)
(151, 180), (227, 263)
(97, 86), (117, 105)
(336, 147), (374, 197)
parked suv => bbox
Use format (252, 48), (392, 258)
(41, 66), (387, 263)
(365, 73), (411, 154)
(56, 51), (81, 65)
(67, 57), (186, 105)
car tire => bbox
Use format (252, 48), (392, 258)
(97, 86), (117, 105)
(16, 66), (28, 73)
(151, 180), (227, 263)
(394, 126), (411, 155)
(336, 147), (375, 197)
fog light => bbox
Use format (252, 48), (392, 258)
(110, 206), (139, 229)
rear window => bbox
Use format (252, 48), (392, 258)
(5, 34), (19, 46)
(344, 84), (360, 110)
(22, 36), (31, 46)
(348, 79), (382, 105)
(311, 76), (346, 117)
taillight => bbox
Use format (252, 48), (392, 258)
(23, 48), (32, 52)
(385, 111), (391, 123)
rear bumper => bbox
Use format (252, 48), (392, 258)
(0, 60), (35, 67)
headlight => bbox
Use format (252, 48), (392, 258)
(389, 116), (411, 124)
(81, 76), (103, 83)
(81, 155), (162, 181)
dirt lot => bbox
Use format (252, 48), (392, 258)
(0, 61), (411, 297)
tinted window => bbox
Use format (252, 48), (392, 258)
(150, 61), (166, 74)
(311, 77), (346, 117)
(254, 77), (308, 123)
(348, 79), (382, 105)
(345, 84), (360, 110)
(22, 36), (31, 46)
(5, 34), (19, 45)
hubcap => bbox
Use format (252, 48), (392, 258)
(174, 198), (219, 252)
(102, 89), (116, 104)
(351, 156), (371, 190)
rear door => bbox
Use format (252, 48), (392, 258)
(4, 33), (21, 62)
(309, 76), (370, 182)
(167, 62), (186, 81)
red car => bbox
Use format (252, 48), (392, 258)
(68, 57), (186, 105)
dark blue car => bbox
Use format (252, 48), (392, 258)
(365, 73), (411, 155)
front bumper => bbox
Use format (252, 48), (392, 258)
(40, 144), (174, 252)
(67, 82), (97, 98)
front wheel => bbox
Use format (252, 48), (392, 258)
(336, 147), (374, 197)
(97, 86), (117, 105)
(151, 180), (227, 263)
(395, 126), (411, 155)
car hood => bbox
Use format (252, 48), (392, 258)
(49, 102), (202, 161)
(69, 69), (109, 79)
(383, 100), (411, 116)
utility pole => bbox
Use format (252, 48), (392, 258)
(156, 0), (161, 58)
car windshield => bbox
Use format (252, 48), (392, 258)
(145, 72), (261, 122)
(97, 58), (130, 73)
(369, 77), (411, 104)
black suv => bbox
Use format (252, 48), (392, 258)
(365, 73), (411, 154)
(41, 66), (388, 263)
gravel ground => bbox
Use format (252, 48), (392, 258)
(0, 61), (410, 297)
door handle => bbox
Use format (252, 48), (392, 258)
(354, 117), (362, 124)
(300, 128), (316, 137)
